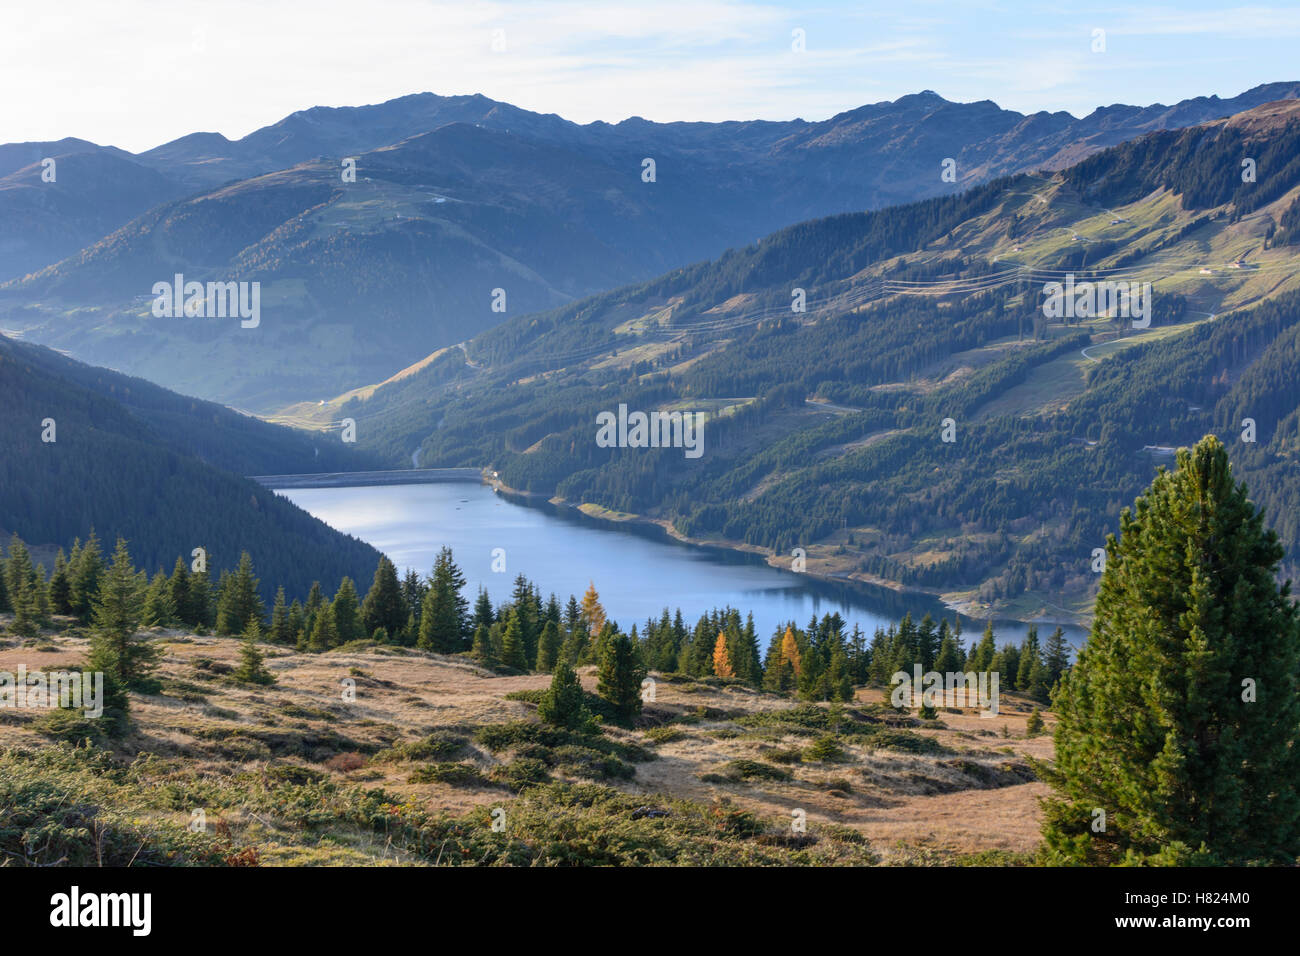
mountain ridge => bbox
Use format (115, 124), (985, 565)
(4, 83), (1299, 410)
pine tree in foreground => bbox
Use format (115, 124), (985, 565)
(538, 659), (594, 731)
(233, 619), (276, 685)
(1041, 436), (1300, 865)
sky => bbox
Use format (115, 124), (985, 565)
(5, 0), (1300, 152)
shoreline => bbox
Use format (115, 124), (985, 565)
(483, 471), (1092, 630)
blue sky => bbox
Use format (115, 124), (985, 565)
(5, 0), (1300, 152)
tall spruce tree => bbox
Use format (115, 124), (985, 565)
(69, 531), (103, 622)
(536, 619), (561, 673)
(86, 538), (159, 725)
(215, 552), (263, 635)
(1041, 436), (1300, 865)
(1043, 627), (1072, 688)
(331, 576), (362, 645)
(269, 586), (291, 644)
(418, 547), (468, 652)
(360, 556), (405, 641)
(596, 631), (646, 726)
(500, 607), (528, 671)
(49, 550), (72, 615)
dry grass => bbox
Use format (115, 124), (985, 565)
(0, 627), (1055, 864)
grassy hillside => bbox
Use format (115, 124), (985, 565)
(0, 625), (1050, 866)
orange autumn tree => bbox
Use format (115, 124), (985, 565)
(580, 581), (607, 637)
(780, 626), (802, 676)
(712, 631), (735, 678)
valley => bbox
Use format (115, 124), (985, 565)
(291, 100), (1300, 625)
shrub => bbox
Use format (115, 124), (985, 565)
(407, 762), (484, 786)
(803, 736), (848, 763)
(324, 752), (367, 773)
(718, 759), (792, 782)
(493, 757), (551, 792)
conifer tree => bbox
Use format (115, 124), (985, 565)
(538, 659), (594, 731)
(827, 643), (854, 702)
(736, 613), (762, 685)
(867, 628), (891, 684)
(969, 622), (996, 672)
(307, 601), (337, 653)
(9, 569), (38, 638)
(472, 623), (497, 666)
(512, 574), (540, 664)
(934, 629), (963, 674)
(49, 550), (72, 616)
(500, 608), (528, 671)
(580, 581), (607, 637)
(269, 586), (291, 644)
(712, 631), (735, 678)
(1025, 707), (1045, 737)
(141, 571), (175, 627)
(418, 547), (468, 652)
(536, 619), (561, 673)
(1016, 626), (1042, 690)
(233, 619), (276, 685)
(187, 568), (214, 631)
(168, 557), (190, 626)
(331, 576), (362, 645)
(360, 556), (405, 641)
(87, 538), (159, 703)
(399, 569), (426, 638)
(779, 626), (802, 677)
(303, 582), (324, 636)
(1042, 627), (1072, 688)
(471, 587), (495, 633)
(215, 552), (263, 636)
(1041, 436), (1300, 865)
(596, 631), (646, 726)
(69, 531), (103, 622)
(560, 622), (588, 667)
(917, 614), (940, 670)
(5, 534), (34, 608)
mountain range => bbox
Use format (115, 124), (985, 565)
(3, 83), (1298, 410)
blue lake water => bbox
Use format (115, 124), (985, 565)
(278, 481), (1086, 650)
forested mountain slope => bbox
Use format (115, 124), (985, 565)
(0, 333), (380, 599)
(324, 99), (1300, 622)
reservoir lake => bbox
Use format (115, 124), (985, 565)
(277, 481), (1086, 649)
